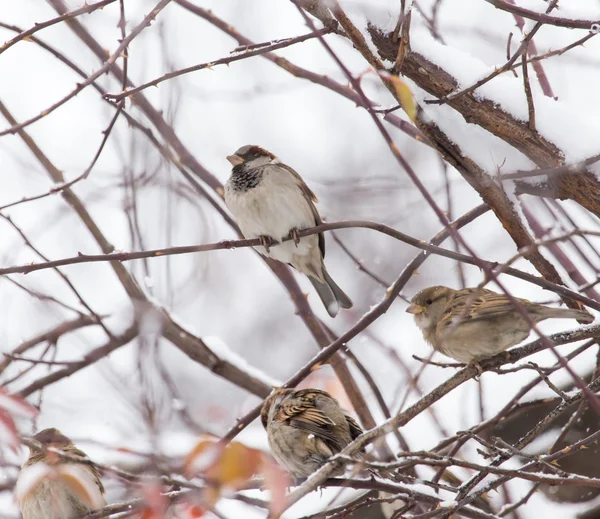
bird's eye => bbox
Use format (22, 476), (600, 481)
(426, 299), (433, 305)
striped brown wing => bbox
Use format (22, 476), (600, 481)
(276, 389), (342, 451)
(440, 287), (533, 327)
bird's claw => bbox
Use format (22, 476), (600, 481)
(289, 228), (301, 246)
(468, 359), (484, 376)
(259, 235), (275, 253)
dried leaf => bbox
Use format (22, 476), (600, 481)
(186, 437), (263, 507)
(379, 72), (416, 122)
(208, 441), (261, 490)
(185, 435), (221, 476)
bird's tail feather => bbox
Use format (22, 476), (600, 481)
(309, 277), (339, 318)
(323, 268), (353, 310)
(543, 307), (594, 323)
(309, 268), (353, 318)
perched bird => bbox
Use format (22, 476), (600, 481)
(407, 285), (594, 363)
(297, 0), (339, 30)
(16, 428), (106, 519)
(224, 145), (352, 317)
(260, 388), (363, 479)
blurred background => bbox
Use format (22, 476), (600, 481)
(1, 0), (600, 517)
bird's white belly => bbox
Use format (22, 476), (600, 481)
(439, 320), (530, 362)
(21, 480), (82, 519)
(17, 463), (105, 519)
(225, 179), (317, 264)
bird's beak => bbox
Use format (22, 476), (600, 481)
(226, 154), (244, 166)
(406, 303), (425, 315)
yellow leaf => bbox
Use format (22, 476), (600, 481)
(186, 437), (262, 493)
(210, 442), (262, 490)
(185, 435), (220, 477)
(380, 72), (416, 122)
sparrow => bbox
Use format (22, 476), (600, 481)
(297, 0), (339, 30)
(260, 388), (363, 479)
(406, 285), (594, 363)
(224, 145), (353, 317)
(16, 428), (106, 519)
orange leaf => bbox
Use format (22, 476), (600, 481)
(185, 435), (221, 477)
(208, 442), (262, 490)
(186, 437), (263, 507)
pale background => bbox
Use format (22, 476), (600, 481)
(1, 0), (600, 517)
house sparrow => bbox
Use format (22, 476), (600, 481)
(260, 388), (363, 479)
(16, 428), (106, 519)
(407, 285), (594, 363)
(224, 145), (353, 317)
(298, 0), (339, 30)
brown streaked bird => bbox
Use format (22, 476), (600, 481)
(260, 388), (363, 479)
(407, 285), (594, 363)
(224, 145), (353, 318)
(16, 428), (106, 519)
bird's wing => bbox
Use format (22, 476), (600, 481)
(344, 414), (366, 454)
(68, 448), (105, 495)
(57, 464), (106, 509)
(345, 415), (364, 442)
(440, 288), (532, 327)
(275, 389), (342, 451)
(280, 164), (326, 258)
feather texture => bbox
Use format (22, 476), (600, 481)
(408, 286), (594, 363)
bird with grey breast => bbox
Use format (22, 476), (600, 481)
(16, 428), (106, 519)
(407, 285), (594, 363)
(224, 145), (353, 317)
(260, 387), (364, 479)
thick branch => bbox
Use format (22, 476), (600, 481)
(368, 27), (600, 220)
